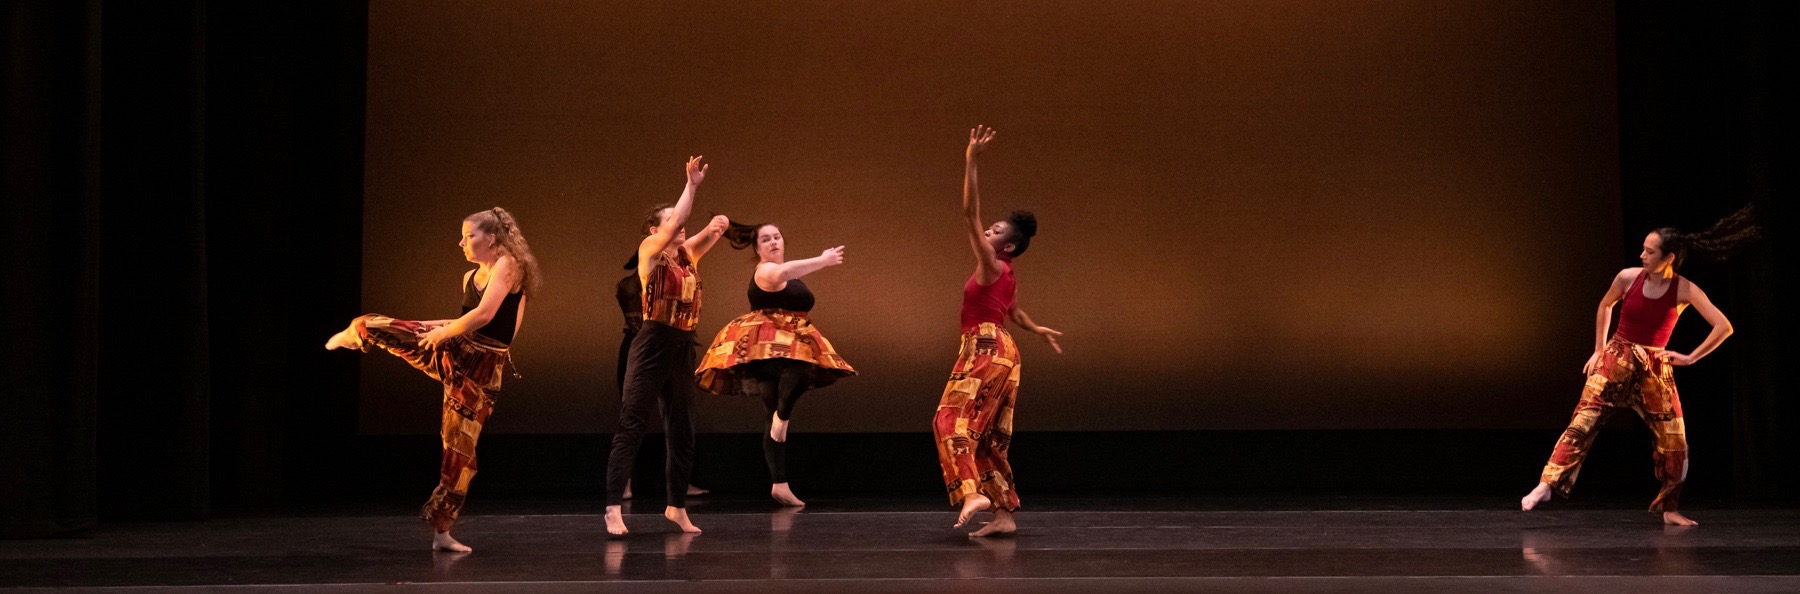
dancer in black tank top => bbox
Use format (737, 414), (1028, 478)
(325, 207), (540, 553)
(695, 220), (856, 507)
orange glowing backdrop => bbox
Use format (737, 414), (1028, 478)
(361, 0), (1621, 433)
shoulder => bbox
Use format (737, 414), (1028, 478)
(1615, 267), (1641, 283)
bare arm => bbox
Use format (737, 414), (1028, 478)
(963, 125), (1005, 285)
(1658, 280), (1733, 366)
(685, 215), (730, 262)
(421, 257), (518, 350)
(1008, 306), (1063, 354)
(1582, 268), (1635, 375)
(638, 156), (708, 279)
(753, 246), (845, 291)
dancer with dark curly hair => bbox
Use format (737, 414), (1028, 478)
(1521, 204), (1761, 526)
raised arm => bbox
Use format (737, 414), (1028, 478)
(420, 257), (519, 350)
(1582, 268), (1634, 375)
(1657, 280), (1733, 366)
(753, 246), (845, 291)
(639, 156), (708, 276)
(963, 125), (1006, 285)
(1008, 306), (1063, 354)
(685, 215), (731, 262)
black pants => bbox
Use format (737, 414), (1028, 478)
(606, 322), (697, 507)
(742, 359), (816, 484)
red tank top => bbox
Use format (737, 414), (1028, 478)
(960, 258), (1016, 332)
(642, 248), (702, 331)
(1614, 270), (1681, 348)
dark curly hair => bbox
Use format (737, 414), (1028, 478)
(1651, 203), (1761, 270)
(1005, 210), (1038, 256)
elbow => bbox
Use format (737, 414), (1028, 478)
(1718, 320), (1734, 338)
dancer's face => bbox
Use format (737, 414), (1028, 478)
(983, 220), (1017, 256)
(1640, 232), (1673, 271)
(649, 208), (687, 248)
(460, 221), (497, 263)
(756, 225), (784, 263)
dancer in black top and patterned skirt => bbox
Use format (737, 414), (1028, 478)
(695, 221), (857, 506)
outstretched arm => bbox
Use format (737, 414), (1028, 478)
(421, 257), (519, 350)
(1582, 269), (1633, 375)
(639, 156), (708, 277)
(1009, 306), (1063, 354)
(754, 246), (846, 291)
(963, 125), (1006, 285)
(1658, 281), (1733, 366)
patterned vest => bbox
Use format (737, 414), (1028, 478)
(642, 247), (702, 331)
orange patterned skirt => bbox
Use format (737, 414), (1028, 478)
(695, 309), (856, 396)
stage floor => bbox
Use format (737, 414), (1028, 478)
(4, 496), (1799, 592)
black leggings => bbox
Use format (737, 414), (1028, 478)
(606, 322), (697, 507)
(742, 359), (816, 484)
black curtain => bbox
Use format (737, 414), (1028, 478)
(5, 0), (367, 537)
(1615, 0), (1796, 501)
(3, 0), (102, 538)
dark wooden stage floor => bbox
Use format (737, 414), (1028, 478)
(4, 496), (1798, 592)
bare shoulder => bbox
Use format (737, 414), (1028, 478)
(1678, 276), (1704, 300)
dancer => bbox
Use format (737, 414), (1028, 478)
(614, 254), (709, 501)
(325, 207), (540, 552)
(695, 220), (857, 506)
(604, 156), (728, 535)
(1521, 205), (1760, 526)
(935, 125), (1063, 537)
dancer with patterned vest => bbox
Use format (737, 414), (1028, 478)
(1522, 204), (1760, 526)
(695, 220), (856, 507)
(325, 207), (541, 553)
(604, 156), (729, 535)
(937, 125), (1064, 537)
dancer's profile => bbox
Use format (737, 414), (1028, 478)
(325, 207), (540, 552)
(933, 125), (1064, 537)
(1521, 205), (1760, 526)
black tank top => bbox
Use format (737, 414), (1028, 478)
(463, 271), (523, 344)
(748, 278), (814, 312)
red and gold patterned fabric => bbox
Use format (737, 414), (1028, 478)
(353, 313), (511, 532)
(1540, 335), (1688, 512)
(642, 248), (702, 331)
(695, 309), (856, 395)
(932, 322), (1022, 511)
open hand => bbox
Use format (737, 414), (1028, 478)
(419, 326), (452, 351)
(686, 156), (708, 185)
(966, 125), (997, 160)
(1036, 326), (1063, 354)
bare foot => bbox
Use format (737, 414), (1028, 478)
(771, 482), (805, 507)
(1521, 482), (1552, 511)
(770, 412), (789, 443)
(969, 508), (1016, 537)
(664, 506), (702, 533)
(604, 505), (629, 536)
(955, 494), (991, 529)
(324, 326), (362, 350)
(432, 531), (472, 553)
(1663, 511), (1699, 526)
(686, 484), (709, 497)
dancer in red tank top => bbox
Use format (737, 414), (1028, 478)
(1521, 205), (1760, 526)
(935, 125), (1065, 537)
